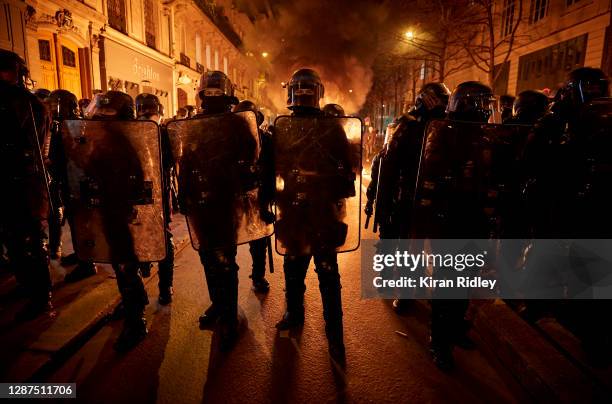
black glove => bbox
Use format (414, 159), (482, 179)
(365, 200), (374, 216)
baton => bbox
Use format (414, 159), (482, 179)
(267, 236), (274, 273)
(28, 102), (54, 215)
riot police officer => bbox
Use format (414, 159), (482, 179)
(523, 68), (610, 238)
(45, 90), (99, 283)
(375, 83), (451, 312)
(135, 93), (175, 305)
(233, 99), (274, 293)
(370, 82), (450, 240)
(0, 49), (54, 320)
(33, 88), (51, 102)
(274, 68), (354, 361)
(191, 71), (242, 349)
(322, 103), (345, 117)
(498, 94), (515, 123)
(421, 81), (496, 370)
(78, 98), (91, 119)
(504, 90), (549, 125)
(85, 91), (150, 351)
(45, 90), (73, 260)
(522, 68), (611, 363)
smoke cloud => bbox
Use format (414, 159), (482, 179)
(244, 0), (391, 115)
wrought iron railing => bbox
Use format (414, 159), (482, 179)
(193, 0), (243, 49)
(180, 53), (191, 68)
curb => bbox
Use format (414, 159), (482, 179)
(20, 230), (192, 382)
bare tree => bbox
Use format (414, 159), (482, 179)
(461, 0), (524, 89)
(391, 0), (483, 82)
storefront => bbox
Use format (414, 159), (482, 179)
(101, 36), (174, 115)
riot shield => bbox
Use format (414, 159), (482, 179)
(166, 111), (274, 251)
(61, 120), (166, 263)
(273, 115), (363, 255)
(374, 118), (426, 238)
(412, 119), (532, 239)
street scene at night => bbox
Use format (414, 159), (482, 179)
(1, 0), (612, 403)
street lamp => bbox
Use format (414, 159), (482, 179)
(404, 30), (415, 41)
(262, 52), (269, 58)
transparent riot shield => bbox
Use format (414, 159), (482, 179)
(273, 115), (363, 255)
(61, 120), (166, 263)
(412, 119), (532, 238)
(166, 111), (274, 251)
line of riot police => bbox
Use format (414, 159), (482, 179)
(1, 48), (362, 362)
(365, 67), (612, 370)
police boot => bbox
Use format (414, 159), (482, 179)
(113, 264), (149, 352)
(64, 261), (97, 283)
(318, 266), (345, 362)
(199, 266), (220, 328)
(158, 232), (175, 305)
(218, 264), (239, 351)
(249, 238), (269, 293)
(430, 300), (456, 371)
(16, 241), (55, 321)
(276, 261), (307, 330)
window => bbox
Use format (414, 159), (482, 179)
(516, 34), (588, 93)
(144, 0), (156, 49)
(107, 0), (127, 33)
(493, 61), (510, 95)
(529, 0), (548, 24)
(501, 0), (515, 37)
(205, 44), (211, 69)
(62, 46), (76, 67)
(195, 33), (202, 64)
(38, 40), (51, 61)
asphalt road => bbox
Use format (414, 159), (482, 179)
(45, 177), (525, 404)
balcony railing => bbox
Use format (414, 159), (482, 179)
(193, 0), (243, 49)
(145, 32), (156, 49)
(196, 62), (205, 73)
(180, 53), (191, 68)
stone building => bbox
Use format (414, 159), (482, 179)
(444, 0), (612, 95)
(0, 0), (266, 115)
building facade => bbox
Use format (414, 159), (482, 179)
(0, 0), (265, 116)
(444, 0), (612, 95)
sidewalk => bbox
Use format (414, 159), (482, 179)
(0, 216), (191, 382)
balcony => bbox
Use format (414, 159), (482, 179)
(180, 53), (191, 68)
(145, 32), (156, 49)
(193, 0), (243, 49)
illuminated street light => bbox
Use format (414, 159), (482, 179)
(262, 52), (269, 58)
(349, 89), (353, 93)
(404, 30), (415, 40)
